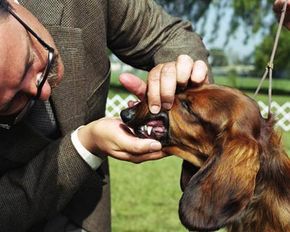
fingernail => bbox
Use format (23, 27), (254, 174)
(162, 103), (172, 110)
(150, 141), (162, 152)
(194, 61), (208, 83)
(150, 105), (160, 114)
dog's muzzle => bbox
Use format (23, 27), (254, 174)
(120, 103), (170, 146)
(120, 106), (137, 126)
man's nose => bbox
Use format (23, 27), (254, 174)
(21, 73), (41, 97)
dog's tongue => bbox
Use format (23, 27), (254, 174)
(147, 120), (164, 127)
(153, 127), (165, 133)
(147, 120), (166, 138)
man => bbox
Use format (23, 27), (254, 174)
(0, 0), (211, 231)
(273, 0), (290, 30)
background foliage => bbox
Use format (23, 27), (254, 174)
(156, 0), (274, 36)
(255, 26), (290, 79)
(156, 0), (290, 79)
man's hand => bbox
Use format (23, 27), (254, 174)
(77, 117), (166, 163)
(119, 55), (209, 114)
(273, 0), (290, 30)
(76, 55), (209, 163)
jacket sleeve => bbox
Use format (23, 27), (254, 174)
(0, 124), (94, 231)
(107, 0), (210, 71)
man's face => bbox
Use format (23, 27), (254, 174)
(0, 0), (64, 116)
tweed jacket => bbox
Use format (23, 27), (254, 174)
(0, 0), (210, 231)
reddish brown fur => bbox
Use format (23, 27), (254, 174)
(123, 84), (290, 232)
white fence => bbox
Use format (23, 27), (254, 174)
(258, 101), (290, 132)
(106, 95), (137, 117)
(106, 95), (290, 132)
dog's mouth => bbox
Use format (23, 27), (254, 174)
(135, 118), (167, 141)
(120, 104), (170, 145)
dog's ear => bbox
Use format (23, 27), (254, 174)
(179, 136), (260, 231)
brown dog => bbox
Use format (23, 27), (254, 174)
(121, 84), (290, 232)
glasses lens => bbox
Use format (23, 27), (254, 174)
(35, 50), (55, 98)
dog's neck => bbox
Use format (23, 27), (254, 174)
(228, 131), (290, 232)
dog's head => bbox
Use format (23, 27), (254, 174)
(121, 84), (263, 231)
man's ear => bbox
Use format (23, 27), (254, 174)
(179, 137), (260, 231)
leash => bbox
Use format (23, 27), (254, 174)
(254, 0), (289, 118)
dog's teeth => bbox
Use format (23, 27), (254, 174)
(147, 126), (153, 135)
(140, 126), (145, 131)
(144, 125), (148, 131)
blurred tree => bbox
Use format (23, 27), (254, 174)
(156, 0), (275, 39)
(254, 26), (290, 79)
(156, 0), (289, 78)
(209, 48), (228, 66)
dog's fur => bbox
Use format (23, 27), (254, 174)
(121, 84), (290, 232)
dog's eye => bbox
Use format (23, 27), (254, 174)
(181, 100), (191, 113)
(180, 99), (202, 123)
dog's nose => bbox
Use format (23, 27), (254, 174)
(120, 107), (136, 124)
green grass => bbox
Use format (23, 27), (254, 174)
(110, 156), (187, 232)
(109, 73), (290, 232)
(283, 132), (290, 152)
(214, 75), (290, 93)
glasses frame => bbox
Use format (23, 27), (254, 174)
(0, 8), (55, 129)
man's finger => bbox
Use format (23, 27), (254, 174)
(147, 65), (163, 114)
(160, 62), (176, 110)
(176, 54), (194, 88)
(123, 137), (162, 154)
(119, 73), (147, 100)
(191, 60), (209, 84)
(273, 0), (284, 13)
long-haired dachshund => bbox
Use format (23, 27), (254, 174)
(121, 84), (290, 232)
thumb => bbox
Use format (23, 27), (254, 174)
(125, 137), (162, 154)
(119, 73), (147, 100)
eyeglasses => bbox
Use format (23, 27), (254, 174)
(0, 8), (55, 130)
